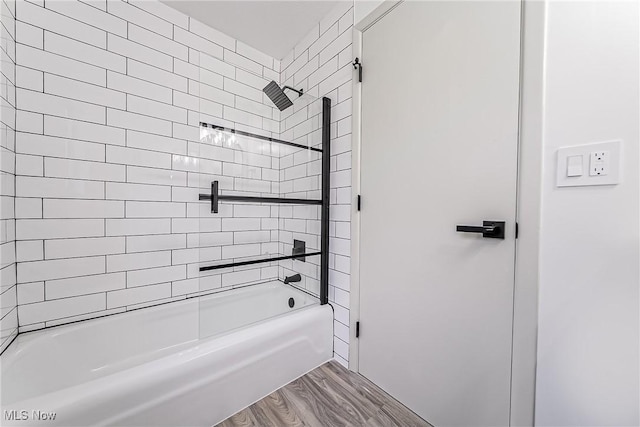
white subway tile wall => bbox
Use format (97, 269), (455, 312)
(5, 0), (353, 364)
(279, 2), (353, 366)
(11, 0), (286, 331)
(0, 0), (17, 353)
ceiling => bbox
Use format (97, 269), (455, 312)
(162, 1), (342, 60)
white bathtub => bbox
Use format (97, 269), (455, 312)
(0, 281), (333, 426)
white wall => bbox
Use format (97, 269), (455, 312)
(0, 0), (16, 353)
(535, 1), (640, 425)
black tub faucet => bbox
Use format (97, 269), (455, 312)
(284, 274), (301, 284)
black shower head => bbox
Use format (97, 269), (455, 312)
(263, 81), (303, 111)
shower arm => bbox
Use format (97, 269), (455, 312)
(282, 86), (303, 97)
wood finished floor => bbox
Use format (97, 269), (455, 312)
(217, 361), (433, 427)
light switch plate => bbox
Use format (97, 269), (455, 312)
(557, 141), (622, 187)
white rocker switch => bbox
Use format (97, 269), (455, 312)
(567, 155), (583, 177)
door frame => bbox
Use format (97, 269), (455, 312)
(348, 1), (545, 425)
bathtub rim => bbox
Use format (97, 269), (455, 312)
(2, 279), (321, 352)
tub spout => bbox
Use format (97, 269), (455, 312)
(284, 274), (301, 284)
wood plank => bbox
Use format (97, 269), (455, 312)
(217, 361), (433, 427)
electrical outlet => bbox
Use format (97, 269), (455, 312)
(590, 150), (610, 176)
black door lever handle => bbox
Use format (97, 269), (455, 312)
(456, 221), (505, 239)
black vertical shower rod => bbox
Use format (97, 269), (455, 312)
(319, 97), (331, 305)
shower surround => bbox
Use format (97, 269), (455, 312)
(2, 0), (353, 363)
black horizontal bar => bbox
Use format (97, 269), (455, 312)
(200, 122), (323, 153)
(200, 252), (321, 272)
(199, 194), (322, 205)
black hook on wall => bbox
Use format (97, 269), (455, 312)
(353, 57), (363, 83)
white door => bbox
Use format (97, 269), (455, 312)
(358, 2), (521, 426)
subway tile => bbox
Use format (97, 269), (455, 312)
(17, 176), (105, 199)
(221, 243), (261, 259)
(223, 106), (262, 129)
(17, 132), (105, 161)
(1, 172), (15, 197)
(17, 281), (44, 305)
(106, 282), (171, 309)
(44, 116), (125, 147)
(44, 157), (125, 182)
(172, 90), (198, 112)
(309, 22), (339, 60)
(127, 59), (187, 92)
(16, 110), (43, 134)
(125, 201), (185, 218)
(43, 199), (124, 218)
(79, 0), (106, 11)
(319, 30), (351, 65)
(233, 230), (271, 244)
(173, 58), (198, 80)
(320, 2), (351, 35)
(107, 145), (171, 169)
(107, 70), (171, 104)
(19, 293), (106, 324)
(16, 240), (43, 262)
(15, 197), (42, 219)
(106, 182), (171, 202)
(171, 247), (198, 265)
(46, 0), (127, 37)
(18, 88), (106, 124)
(171, 278), (198, 296)
(106, 109), (172, 137)
(18, 255), (105, 283)
(221, 218), (261, 232)
(17, 44), (106, 86)
(199, 99), (223, 120)
(19, 0), (106, 48)
(199, 68), (223, 90)
(221, 269), (261, 287)
(106, 218), (170, 236)
(45, 237), (124, 259)
(173, 123), (198, 142)
(15, 66), (43, 92)
(16, 218), (104, 240)
(44, 29), (127, 77)
(126, 165), (186, 186)
(318, 64), (352, 98)
(173, 26), (223, 60)
(44, 73), (126, 109)
(172, 217), (220, 233)
(0, 264), (16, 292)
(128, 23), (187, 61)
(199, 52), (234, 78)
(126, 234), (186, 253)
(127, 95), (187, 124)
(107, 33), (172, 71)
(308, 56), (338, 90)
(127, 265), (185, 287)
(106, 250), (171, 273)
(107, 0), (172, 38)
(0, 241), (14, 270)
(16, 21), (43, 49)
(46, 272), (126, 299)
